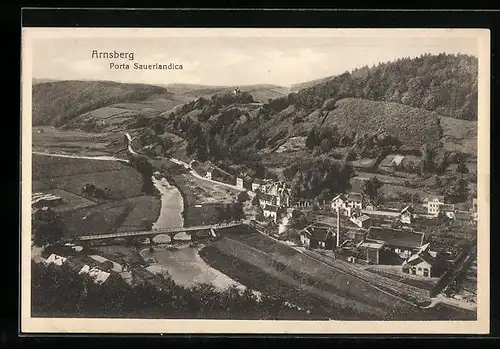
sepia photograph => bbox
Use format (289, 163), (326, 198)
(21, 27), (490, 334)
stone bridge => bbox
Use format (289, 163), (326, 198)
(73, 221), (244, 244)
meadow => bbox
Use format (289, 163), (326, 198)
(32, 154), (160, 237)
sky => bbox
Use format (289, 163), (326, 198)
(30, 31), (480, 87)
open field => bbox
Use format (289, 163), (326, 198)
(32, 126), (122, 156)
(440, 116), (477, 156)
(32, 153), (160, 237)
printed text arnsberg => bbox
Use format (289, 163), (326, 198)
(91, 50), (183, 70)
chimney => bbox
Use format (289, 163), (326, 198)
(336, 207), (340, 248)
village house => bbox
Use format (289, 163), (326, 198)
(399, 205), (414, 224)
(300, 225), (336, 250)
(275, 190), (291, 207)
(263, 204), (283, 223)
(380, 154), (405, 171)
(251, 179), (263, 192)
(357, 240), (386, 264)
(439, 203), (456, 220)
(258, 192), (276, 207)
(401, 243), (446, 278)
(422, 195), (446, 216)
(349, 214), (372, 229)
(78, 264), (111, 285)
(205, 166), (214, 180)
(358, 226), (426, 264)
(44, 253), (67, 266)
(331, 192), (364, 213)
(235, 176), (247, 190)
(344, 229), (368, 244)
(32, 192), (62, 208)
(333, 246), (359, 263)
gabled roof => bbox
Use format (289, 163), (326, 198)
(302, 226), (333, 242)
(405, 248), (435, 266)
(332, 194), (346, 202)
(365, 226), (425, 249)
(400, 205), (414, 215)
(346, 192), (363, 202)
(423, 195), (445, 203)
(359, 241), (385, 250)
(45, 254), (67, 266)
(390, 155), (405, 166)
(357, 215), (371, 222)
(332, 192), (363, 203)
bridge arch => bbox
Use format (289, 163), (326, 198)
(152, 234), (172, 244)
(173, 231), (191, 241)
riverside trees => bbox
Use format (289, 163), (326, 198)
(31, 261), (319, 320)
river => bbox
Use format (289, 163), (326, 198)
(35, 134), (250, 293)
(143, 174), (250, 292)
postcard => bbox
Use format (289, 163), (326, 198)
(21, 27), (490, 334)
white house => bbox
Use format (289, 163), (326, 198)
(258, 192), (276, 208)
(275, 191), (291, 207)
(349, 214), (372, 228)
(206, 167), (214, 180)
(263, 205), (281, 223)
(331, 193), (364, 211)
(251, 179), (263, 192)
(44, 253), (67, 266)
(439, 203), (456, 219)
(236, 177), (245, 190)
(402, 243), (437, 278)
(423, 195), (445, 216)
(78, 265), (111, 285)
(399, 205), (414, 224)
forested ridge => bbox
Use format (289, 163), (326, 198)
(287, 53), (478, 120)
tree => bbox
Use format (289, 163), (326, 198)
(32, 208), (65, 247)
(457, 162), (469, 174)
(444, 178), (468, 203)
(251, 193), (260, 206)
(255, 207), (264, 221)
(305, 128), (319, 149)
(361, 176), (383, 203)
(237, 191), (250, 203)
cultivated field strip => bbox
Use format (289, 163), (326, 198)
(303, 250), (430, 305)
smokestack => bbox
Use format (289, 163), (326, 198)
(336, 207), (340, 248)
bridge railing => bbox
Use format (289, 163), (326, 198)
(76, 221), (244, 241)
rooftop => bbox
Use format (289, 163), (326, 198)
(423, 195), (445, 203)
(366, 226), (425, 249)
(390, 155), (405, 166)
(303, 226), (333, 242)
(359, 241), (385, 250)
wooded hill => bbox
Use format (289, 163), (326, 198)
(32, 80), (169, 126)
(289, 53), (478, 121)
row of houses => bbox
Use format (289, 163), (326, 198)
(43, 249), (133, 285)
(331, 192), (476, 222)
(298, 223), (447, 278)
